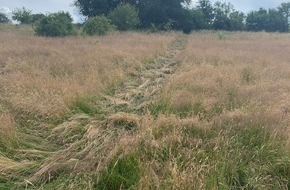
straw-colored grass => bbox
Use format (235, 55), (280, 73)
(144, 31), (290, 189)
(0, 25), (173, 119)
(0, 25), (175, 188)
(0, 26), (289, 189)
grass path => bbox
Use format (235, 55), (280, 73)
(23, 34), (188, 188)
(102, 34), (187, 114)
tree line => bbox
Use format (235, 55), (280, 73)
(74, 0), (290, 33)
(1, 0), (290, 36)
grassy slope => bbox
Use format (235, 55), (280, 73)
(0, 26), (289, 189)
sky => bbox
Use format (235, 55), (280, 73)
(0, 0), (288, 23)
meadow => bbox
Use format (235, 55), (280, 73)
(0, 26), (289, 189)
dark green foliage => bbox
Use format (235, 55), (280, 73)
(74, 0), (191, 31)
(34, 12), (74, 37)
(229, 11), (245, 31)
(109, 3), (139, 31)
(138, 0), (191, 30)
(212, 2), (233, 30)
(82, 16), (113, 35)
(73, 0), (290, 32)
(178, 9), (194, 34)
(246, 8), (288, 32)
(12, 7), (32, 24)
(196, 0), (214, 29)
(31, 13), (46, 24)
(11, 7), (47, 25)
(0, 13), (10, 24)
(96, 154), (140, 190)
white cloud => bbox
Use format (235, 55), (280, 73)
(0, 6), (12, 14)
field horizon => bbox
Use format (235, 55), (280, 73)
(0, 25), (289, 189)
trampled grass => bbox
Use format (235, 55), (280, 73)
(0, 26), (289, 189)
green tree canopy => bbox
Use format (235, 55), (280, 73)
(196, 0), (214, 29)
(109, 3), (139, 31)
(12, 7), (32, 24)
(31, 13), (46, 24)
(246, 7), (288, 32)
(34, 12), (75, 37)
(73, 0), (289, 33)
(74, 0), (191, 30)
(82, 16), (113, 35)
(0, 13), (10, 24)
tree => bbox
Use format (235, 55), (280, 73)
(137, 0), (191, 29)
(278, 2), (290, 23)
(246, 8), (288, 32)
(109, 3), (139, 31)
(35, 12), (75, 37)
(138, 0), (168, 28)
(12, 7), (32, 24)
(267, 8), (288, 32)
(177, 8), (195, 33)
(229, 11), (245, 31)
(246, 8), (268, 31)
(74, 0), (110, 17)
(211, 1), (245, 31)
(31, 13), (46, 24)
(196, 0), (214, 29)
(74, 0), (191, 30)
(0, 13), (10, 24)
(82, 16), (113, 35)
(212, 2), (233, 30)
(74, 0), (137, 17)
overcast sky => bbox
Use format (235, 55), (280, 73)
(0, 0), (288, 22)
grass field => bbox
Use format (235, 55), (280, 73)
(0, 26), (289, 189)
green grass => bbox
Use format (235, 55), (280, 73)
(150, 99), (223, 120)
(137, 115), (290, 189)
(71, 96), (103, 116)
(96, 153), (140, 190)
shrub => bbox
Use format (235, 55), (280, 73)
(82, 16), (113, 36)
(34, 12), (74, 37)
(109, 3), (139, 31)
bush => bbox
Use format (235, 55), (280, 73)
(34, 12), (75, 37)
(82, 16), (113, 36)
(109, 3), (139, 31)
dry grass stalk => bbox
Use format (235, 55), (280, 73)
(0, 112), (16, 147)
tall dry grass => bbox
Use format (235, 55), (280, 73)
(144, 31), (290, 189)
(0, 112), (16, 148)
(0, 26), (175, 188)
(0, 27), (174, 119)
(158, 32), (290, 132)
(1, 27), (289, 189)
